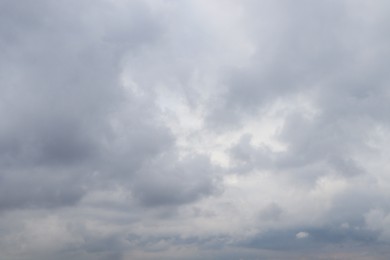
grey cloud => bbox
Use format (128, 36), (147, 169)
(227, 110), (369, 182)
(275, 112), (366, 177)
(259, 202), (284, 222)
(0, 0), (171, 211)
(324, 181), (390, 227)
(229, 134), (274, 173)
(217, 0), (390, 180)
(240, 228), (314, 251)
(241, 225), (379, 252)
(1, 0), (222, 224)
(306, 226), (379, 245)
(131, 154), (220, 207)
(207, 0), (349, 127)
(1, 0), (390, 259)
(0, 170), (85, 210)
(248, 180), (390, 251)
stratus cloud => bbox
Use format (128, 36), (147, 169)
(1, 0), (390, 259)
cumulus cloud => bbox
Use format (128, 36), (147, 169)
(1, 0), (390, 259)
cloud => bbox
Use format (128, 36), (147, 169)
(1, 0), (390, 259)
(131, 154), (220, 207)
(296, 232), (309, 239)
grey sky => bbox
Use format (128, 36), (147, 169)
(1, 0), (390, 259)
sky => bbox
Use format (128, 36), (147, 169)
(1, 0), (390, 259)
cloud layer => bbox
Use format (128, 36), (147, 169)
(1, 0), (390, 259)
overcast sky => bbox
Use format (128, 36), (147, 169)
(1, 0), (390, 259)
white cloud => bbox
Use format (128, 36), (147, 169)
(296, 232), (309, 239)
